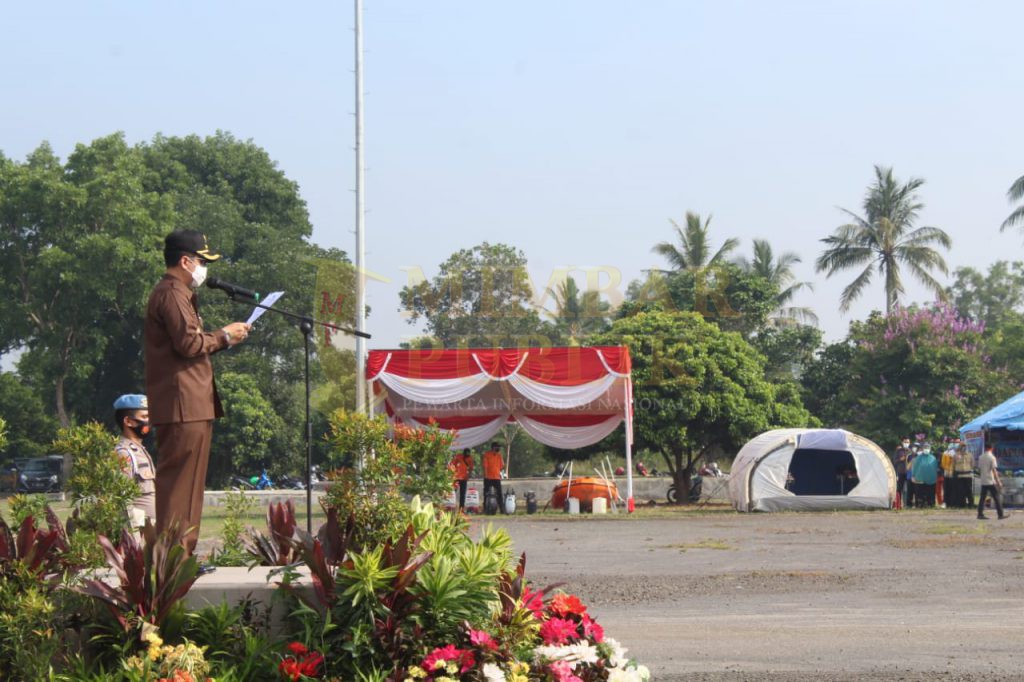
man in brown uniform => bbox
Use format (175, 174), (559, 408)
(144, 230), (250, 552)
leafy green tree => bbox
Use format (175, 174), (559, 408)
(208, 372), (289, 486)
(0, 137), (171, 426)
(2, 132), (350, 476)
(543, 276), (610, 345)
(0, 373), (57, 460)
(593, 310), (811, 501)
(751, 324), (824, 382)
(399, 242), (545, 347)
(816, 166), (951, 314)
(948, 261), (1024, 329)
(620, 264), (779, 337)
(652, 212), (739, 271)
(738, 239), (817, 326)
(799, 339), (857, 427)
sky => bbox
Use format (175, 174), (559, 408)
(3, 0), (1024, 350)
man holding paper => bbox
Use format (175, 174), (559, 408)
(144, 230), (251, 552)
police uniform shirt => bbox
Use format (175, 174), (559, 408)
(115, 436), (157, 512)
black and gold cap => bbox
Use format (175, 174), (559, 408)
(164, 230), (222, 262)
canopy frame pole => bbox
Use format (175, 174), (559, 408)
(625, 375), (634, 512)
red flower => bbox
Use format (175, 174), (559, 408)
(520, 585), (546, 619)
(468, 628), (498, 651)
(581, 613), (604, 642)
(299, 651), (324, 677)
(550, 593), (587, 618)
(539, 617), (580, 645)
(279, 659), (302, 682)
(286, 641), (309, 656)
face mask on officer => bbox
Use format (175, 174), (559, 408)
(185, 255), (208, 289)
(127, 416), (150, 439)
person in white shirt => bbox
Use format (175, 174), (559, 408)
(976, 444), (1008, 520)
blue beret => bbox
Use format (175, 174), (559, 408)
(113, 394), (148, 410)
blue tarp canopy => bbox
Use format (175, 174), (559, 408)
(960, 390), (1024, 433)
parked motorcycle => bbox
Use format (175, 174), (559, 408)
(666, 475), (703, 504)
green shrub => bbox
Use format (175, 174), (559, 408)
(210, 488), (255, 567)
(322, 410), (454, 547)
(8, 492), (49, 525)
(53, 422), (139, 566)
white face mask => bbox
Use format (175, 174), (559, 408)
(188, 260), (208, 288)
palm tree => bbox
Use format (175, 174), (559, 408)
(544, 277), (610, 344)
(738, 239), (818, 326)
(815, 166), (951, 315)
(1001, 174), (1024, 232)
(652, 212), (739, 272)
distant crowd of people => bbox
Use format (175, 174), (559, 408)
(892, 437), (1008, 519)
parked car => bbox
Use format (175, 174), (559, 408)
(16, 455), (64, 493)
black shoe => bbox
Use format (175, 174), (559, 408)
(977, 515), (989, 520)
(998, 513), (1011, 520)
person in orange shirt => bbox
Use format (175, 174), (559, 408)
(482, 441), (505, 512)
(450, 448), (474, 511)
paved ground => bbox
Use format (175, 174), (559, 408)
(475, 507), (1024, 681)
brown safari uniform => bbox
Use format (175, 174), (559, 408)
(145, 274), (229, 551)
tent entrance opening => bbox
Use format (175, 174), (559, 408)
(787, 449), (859, 496)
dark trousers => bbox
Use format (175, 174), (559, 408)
(977, 485), (1005, 518)
(455, 479), (468, 510)
(896, 474), (907, 506)
(942, 476), (953, 507)
(483, 478), (502, 512)
(905, 479), (917, 507)
(952, 475), (973, 508)
(915, 482), (935, 507)
(155, 420), (213, 553)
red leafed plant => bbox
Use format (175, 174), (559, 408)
(75, 520), (199, 633)
(0, 506), (73, 582)
(245, 500), (300, 566)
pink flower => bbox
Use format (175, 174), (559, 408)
(539, 617), (580, 645)
(421, 645), (475, 675)
(581, 613), (604, 642)
(549, 660), (584, 682)
(468, 629), (498, 651)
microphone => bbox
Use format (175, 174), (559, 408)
(207, 277), (260, 301)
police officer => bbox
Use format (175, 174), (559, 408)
(113, 393), (156, 527)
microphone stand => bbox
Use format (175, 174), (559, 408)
(219, 292), (370, 533)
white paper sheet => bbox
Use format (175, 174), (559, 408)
(246, 291), (284, 326)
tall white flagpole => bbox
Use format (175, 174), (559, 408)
(354, 0), (367, 414)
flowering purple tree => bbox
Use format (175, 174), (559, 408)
(831, 303), (1012, 448)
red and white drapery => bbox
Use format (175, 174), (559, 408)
(366, 346), (635, 506)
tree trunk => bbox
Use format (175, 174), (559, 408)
(55, 372), (70, 428)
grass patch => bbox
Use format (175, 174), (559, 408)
(665, 538), (734, 551)
(922, 522), (990, 536)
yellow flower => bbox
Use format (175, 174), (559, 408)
(445, 662), (458, 674)
(145, 631), (164, 648)
(511, 662), (530, 674)
(408, 666), (427, 679)
(510, 675), (529, 682)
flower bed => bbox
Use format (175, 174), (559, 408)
(0, 414), (649, 680)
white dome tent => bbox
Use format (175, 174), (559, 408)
(728, 429), (896, 512)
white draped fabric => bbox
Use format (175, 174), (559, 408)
(407, 414), (509, 449)
(377, 373), (490, 405)
(516, 414), (623, 449)
(506, 373), (618, 410)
